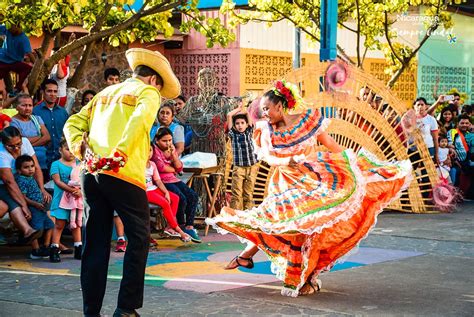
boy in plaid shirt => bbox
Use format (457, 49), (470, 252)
(227, 103), (258, 210)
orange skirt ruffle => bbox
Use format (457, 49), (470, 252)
(207, 149), (411, 297)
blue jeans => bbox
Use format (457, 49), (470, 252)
(450, 166), (460, 186)
(30, 207), (54, 230)
(165, 181), (198, 227)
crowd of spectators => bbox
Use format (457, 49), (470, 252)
(420, 93), (473, 198)
(0, 55), (207, 258)
(355, 87), (474, 200)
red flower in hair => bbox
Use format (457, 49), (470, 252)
(274, 80), (296, 109)
(287, 99), (296, 108)
(275, 81), (284, 91)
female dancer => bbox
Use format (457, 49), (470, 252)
(207, 81), (412, 297)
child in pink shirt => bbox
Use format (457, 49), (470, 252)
(146, 147), (190, 242)
(152, 127), (201, 243)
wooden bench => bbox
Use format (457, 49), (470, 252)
(149, 203), (167, 232)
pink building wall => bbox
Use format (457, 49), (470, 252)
(165, 11), (242, 98)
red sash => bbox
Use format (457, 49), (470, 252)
(456, 129), (469, 153)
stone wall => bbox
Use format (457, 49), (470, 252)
(62, 39), (130, 113)
(68, 41), (130, 96)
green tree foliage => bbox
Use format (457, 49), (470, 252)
(0, 0), (235, 93)
(221, 0), (464, 87)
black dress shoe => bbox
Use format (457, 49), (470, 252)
(113, 308), (140, 317)
(49, 246), (61, 263)
(74, 245), (82, 260)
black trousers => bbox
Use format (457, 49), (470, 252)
(80, 174), (150, 315)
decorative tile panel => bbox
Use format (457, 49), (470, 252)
(418, 65), (469, 103)
(240, 50), (309, 94)
(243, 54), (306, 86)
(367, 61), (417, 105)
(170, 53), (230, 97)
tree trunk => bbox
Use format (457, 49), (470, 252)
(68, 3), (113, 88)
(42, 0), (183, 72)
(53, 29), (62, 48)
(67, 41), (97, 88)
(386, 24), (439, 88)
(27, 31), (54, 95)
(387, 63), (407, 88)
(355, 0), (361, 67)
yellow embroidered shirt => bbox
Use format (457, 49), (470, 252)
(63, 78), (160, 189)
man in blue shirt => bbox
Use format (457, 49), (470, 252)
(0, 25), (35, 94)
(33, 79), (68, 179)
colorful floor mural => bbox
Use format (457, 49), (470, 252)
(0, 233), (424, 293)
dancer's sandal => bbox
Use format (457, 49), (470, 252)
(224, 256), (254, 270)
(298, 279), (322, 296)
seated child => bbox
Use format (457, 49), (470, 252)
(49, 139), (82, 263)
(14, 155), (54, 259)
(226, 102), (259, 210)
(59, 163), (83, 229)
(152, 127), (201, 243)
(146, 146), (190, 242)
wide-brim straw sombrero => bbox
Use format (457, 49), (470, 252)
(126, 48), (181, 99)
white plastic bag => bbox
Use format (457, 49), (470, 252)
(181, 152), (217, 168)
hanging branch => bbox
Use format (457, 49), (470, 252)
(386, 1), (442, 87)
(67, 3), (113, 88)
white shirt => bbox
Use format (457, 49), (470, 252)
(0, 137), (35, 184)
(416, 115), (438, 148)
(145, 161), (159, 192)
(49, 64), (69, 97)
(438, 147), (449, 164)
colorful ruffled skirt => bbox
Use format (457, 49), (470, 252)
(206, 149), (412, 297)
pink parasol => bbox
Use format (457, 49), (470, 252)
(432, 171), (462, 212)
(325, 62), (348, 91)
(247, 97), (263, 122)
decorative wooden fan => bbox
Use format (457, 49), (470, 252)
(223, 62), (441, 213)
